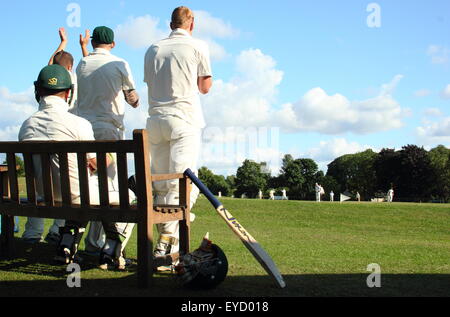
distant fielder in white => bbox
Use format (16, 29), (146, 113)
(315, 183), (323, 202)
(269, 189), (275, 200)
(387, 188), (394, 202)
(356, 192), (361, 202)
(330, 191), (334, 202)
(281, 189), (288, 200)
(259, 190), (263, 200)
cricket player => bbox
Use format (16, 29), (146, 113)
(315, 183), (321, 202)
(387, 188), (394, 202)
(269, 189), (275, 200)
(76, 26), (140, 254)
(144, 6), (212, 261)
(22, 28), (79, 245)
(20, 65), (135, 268)
(281, 189), (288, 200)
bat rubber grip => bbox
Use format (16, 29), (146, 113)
(184, 168), (222, 209)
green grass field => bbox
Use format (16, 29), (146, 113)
(1, 196), (449, 297)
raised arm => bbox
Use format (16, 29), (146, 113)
(48, 28), (68, 65)
(79, 29), (91, 57)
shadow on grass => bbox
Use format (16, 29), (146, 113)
(1, 239), (449, 297)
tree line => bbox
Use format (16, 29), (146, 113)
(198, 144), (450, 202)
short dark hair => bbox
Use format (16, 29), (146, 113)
(38, 87), (69, 98)
(53, 51), (74, 69)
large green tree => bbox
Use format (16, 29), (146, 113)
(373, 148), (401, 193)
(397, 145), (435, 201)
(428, 145), (450, 202)
(198, 166), (231, 196)
(327, 149), (377, 200)
(277, 155), (319, 200)
(234, 160), (268, 198)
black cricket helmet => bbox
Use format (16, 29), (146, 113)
(175, 237), (228, 289)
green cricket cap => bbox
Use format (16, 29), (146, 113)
(91, 26), (114, 44)
(35, 64), (72, 90)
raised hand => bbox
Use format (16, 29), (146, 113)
(79, 29), (90, 47)
(79, 29), (91, 57)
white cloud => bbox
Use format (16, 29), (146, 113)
(427, 45), (450, 65)
(424, 107), (443, 117)
(440, 84), (450, 99)
(114, 11), (239, 61)
(193, 11), (239, 39)
(203, 49), (406, 135)
(202, 49), (283, 127)
(416, 117), (450, 146)
(414, 89), (432, 97)
(304, 138), (374, 163)
(0, 86), (36, 141)
(281, 75), (406, 134)
(114, 15), (167, 49)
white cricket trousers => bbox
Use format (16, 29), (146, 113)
(22, 218), (63, 240)
(146, 115), (201, 255)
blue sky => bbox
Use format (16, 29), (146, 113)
(0, 0), (449, 175)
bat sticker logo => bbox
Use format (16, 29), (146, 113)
(221, 207), (251, 241)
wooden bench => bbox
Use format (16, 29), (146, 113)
(0, 129), (191, 288)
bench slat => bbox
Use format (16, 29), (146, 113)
(97, 152), (109, 208)
(23, 154), (36, 204)
(41, 153), (54, 206)
(151, 173), (184, 181)
(77, 153), (90, 207)
(6, 154), (19, 202)
(117, 152), (130, 210)
(0, 202), (141, 223)
(59, 152), (71, 206)
(0, 140), (136, 154)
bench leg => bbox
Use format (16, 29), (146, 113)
(137, 220), (153, 288)
(0, 214), (15, 258)
(179, 218), (190, 256)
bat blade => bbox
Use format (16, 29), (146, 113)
(184, 169), (286, 289)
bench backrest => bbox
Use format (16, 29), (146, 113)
(0, 129), (153, 224)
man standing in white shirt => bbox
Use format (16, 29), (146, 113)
(269, 189), (275, 200)
(144, 7), (212, 260)
(281, 189), (288, 200)
(76, 26), (140, 254)
(387, 188), (394, 202)
(20, 65), (135, 268)
(315, 183), (321, 202)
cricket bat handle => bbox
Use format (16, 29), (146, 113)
(184, 168), (222, 209)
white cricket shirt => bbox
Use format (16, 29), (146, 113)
(19, 95), (95, 203)
(76, 48), (137, 130)
(144, 28), (212, 128)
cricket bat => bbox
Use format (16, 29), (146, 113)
(184, 169), (286, 289)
